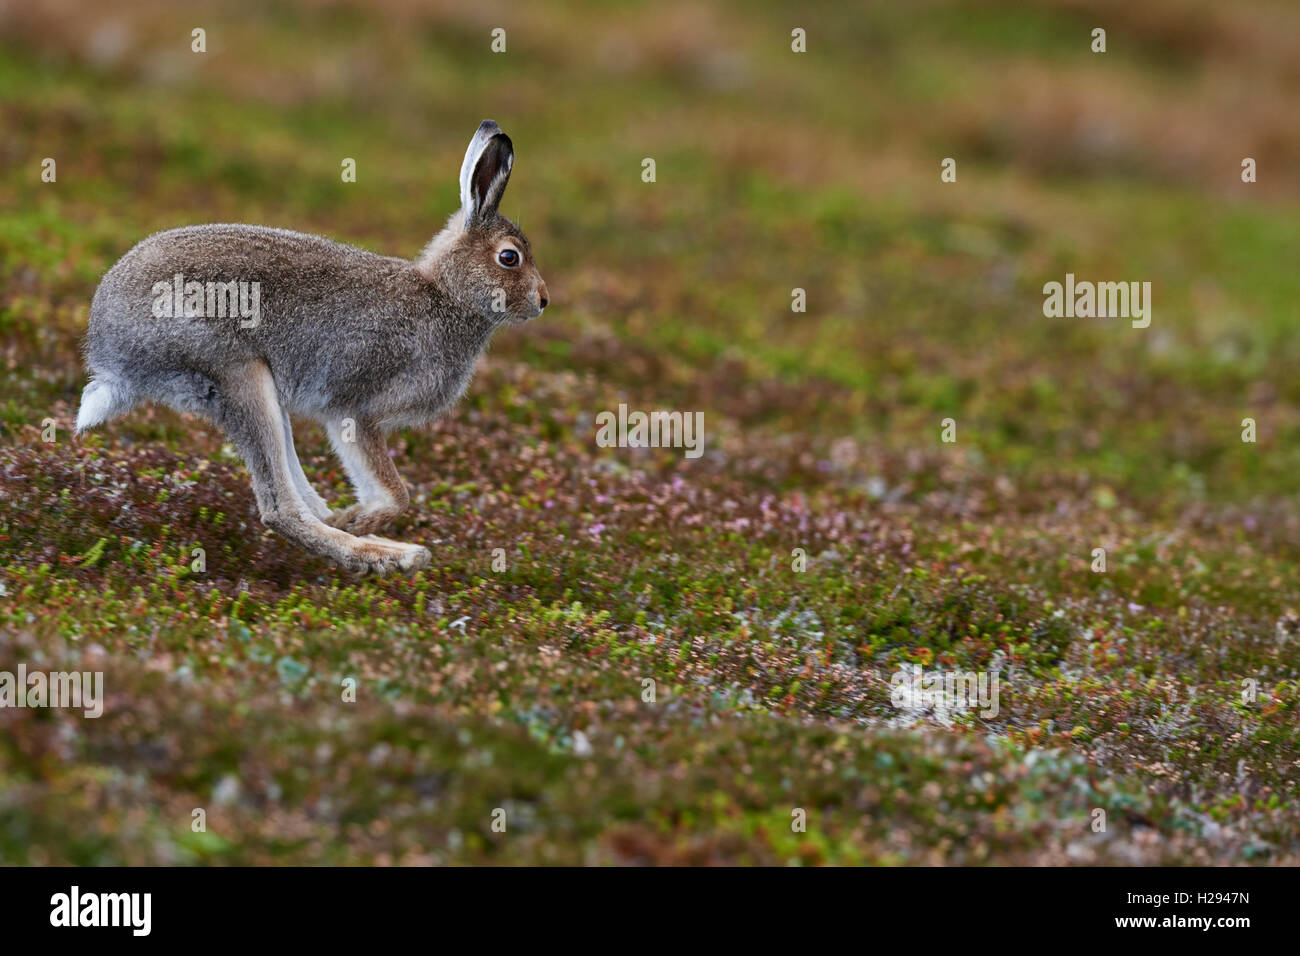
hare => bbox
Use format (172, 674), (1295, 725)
(75, 120), (548, 574)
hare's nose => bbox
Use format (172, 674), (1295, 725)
(537, 282), (549, 310)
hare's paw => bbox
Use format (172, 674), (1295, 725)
(326, 502), (401, 536)
(324, 503), (365, 530)
(349, 536), (431, 576)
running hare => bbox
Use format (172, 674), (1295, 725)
(76, 120), (547, 574)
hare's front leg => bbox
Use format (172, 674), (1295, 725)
(323, 417), (411, 536)
(217, 363), (429, 575)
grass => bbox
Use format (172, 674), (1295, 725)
(1, 0), (1299, 864)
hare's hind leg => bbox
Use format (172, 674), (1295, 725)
(216, 362), (429, 575)
(279, 408), (331, 521)
(323, 417), (411, 536)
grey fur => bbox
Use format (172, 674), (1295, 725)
(76, 120), (548, 574)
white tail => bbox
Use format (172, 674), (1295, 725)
(75, 377), (131, 433)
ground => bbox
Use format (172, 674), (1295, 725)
(1, 0), (1299, 864)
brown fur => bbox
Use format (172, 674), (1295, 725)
(76, 121), (546, 574)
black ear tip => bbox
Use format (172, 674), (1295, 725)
(479, 119), (501, 133)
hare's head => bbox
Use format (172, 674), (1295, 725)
(420, 120), (548, 324)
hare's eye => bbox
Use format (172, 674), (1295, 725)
(498, 248), (520, 268)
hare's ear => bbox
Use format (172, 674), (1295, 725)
(458, 119), (513, 224)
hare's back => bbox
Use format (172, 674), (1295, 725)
(89, 223), (410, 350)
(103, 224), (394, 292)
